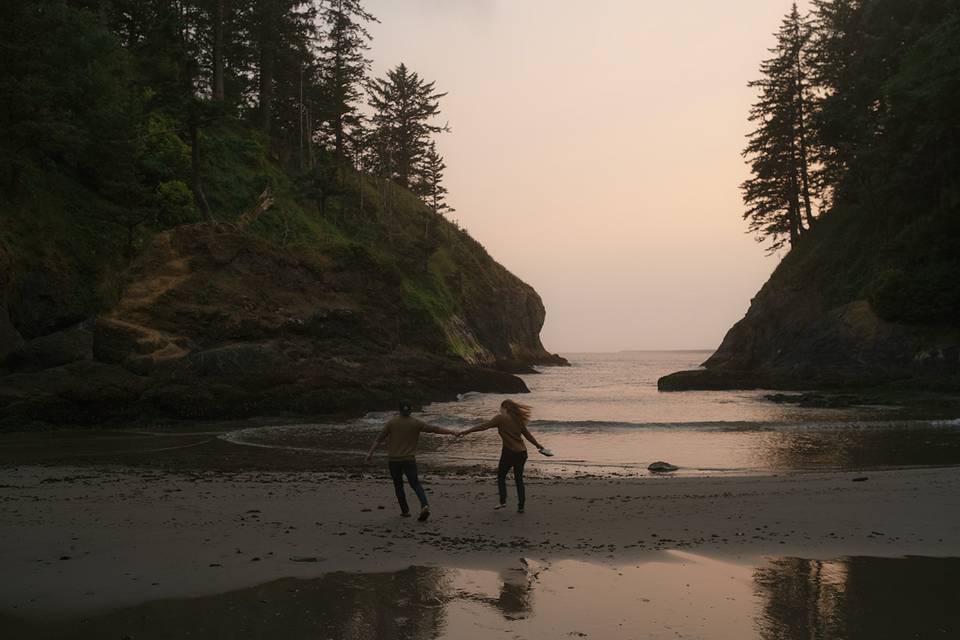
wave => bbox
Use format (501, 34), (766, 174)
(225, 416), (960, 439)
(932, 418), (960, 427)
(525, 418), (960, 432)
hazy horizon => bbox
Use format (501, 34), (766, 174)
(365, 0), (807, 353)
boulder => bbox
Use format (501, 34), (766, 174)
(0, 306), (25, 367)
(658, 369), (768, 391)
(5, 321), (93, 372)
(0, 361), (147, 427)
(9, 268), (89, 339)
(186, 344), (290, 378)
(648, 461), (679, 473)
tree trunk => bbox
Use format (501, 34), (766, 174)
(212, 0), (225, 101)
(787, 131), (803, 245)
(258, 0), (275, 134)
(334, 43), (344, 157)
(788, 199), (801, 247)
(797, 119), (815, 228)
(298, 66), (304, 168)
(794, 23), (815, 229)
(190, 114), (213, 221)
(307, 105), (315, 168)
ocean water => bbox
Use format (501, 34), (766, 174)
(225, 351), (960, 476)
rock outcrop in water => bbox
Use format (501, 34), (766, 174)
(660, 3), (960, 394)
(0, 197), (565, 428)
(659, 223), (960, 393)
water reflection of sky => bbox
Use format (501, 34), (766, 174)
(226, 418), (960, 477)
(17, 554), (959, 639)
(221, 352), (960, 475)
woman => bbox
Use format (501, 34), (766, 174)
(459, 399), (546, 513)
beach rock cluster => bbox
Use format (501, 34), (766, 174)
(659, 284), (960, 393)
(0, 223), (564, 428)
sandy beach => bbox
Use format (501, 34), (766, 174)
(3, 437), (960, 638)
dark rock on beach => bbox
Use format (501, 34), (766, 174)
(659, 287), (960, 393)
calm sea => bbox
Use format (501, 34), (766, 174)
(225, 351), (960, 476)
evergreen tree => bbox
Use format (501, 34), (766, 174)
(741, 3), (817, 251)
(251, 0), (318, 138)
(367, 63), (448, 188)
(211, 0), (226, 101)
(807, 0), (867, 206)
(0, 0), (141, 196)
(317, 0), (377, 159)
(415, 141), (454, 216)
(805, 0), (952, 208)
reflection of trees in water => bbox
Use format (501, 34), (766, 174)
(753, 426), (960, 471)
(55, 562), (549, 638)
(335, 567), (452, 640)
(56, 566), (453, 640)
(754, 557), (960, 639)
(754, 557), (847, 639)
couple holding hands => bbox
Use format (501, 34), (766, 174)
(365, 399), (551, 521)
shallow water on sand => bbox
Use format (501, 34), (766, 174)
(225, 352), (960, 476)
(9, 553), (959, 639)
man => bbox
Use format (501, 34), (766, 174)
(365, 401), (458, 521)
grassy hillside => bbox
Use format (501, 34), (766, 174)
(1, 117), (542, 364)
(0, 117), (565, 426)
(771, 200), (960, 327)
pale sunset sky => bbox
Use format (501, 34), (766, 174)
(365, 1), (805, 353)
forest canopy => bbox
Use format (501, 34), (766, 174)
(0, 0), (456, 239)
(741, 0), (959, 323)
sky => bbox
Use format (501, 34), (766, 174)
(364, 0), (802, 353)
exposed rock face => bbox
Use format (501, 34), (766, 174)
(0, 307), (24, 369)
(0, 224), (562, 427)
(0, 243), (25, 368)
(659, 276), (960, 392)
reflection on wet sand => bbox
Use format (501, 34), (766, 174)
(8, 554), (959, 639)
(754, 425), (960, 472)
(755, 556), (960, 639)
(495, 561), (538, 619)
(7, 567), (451, 640)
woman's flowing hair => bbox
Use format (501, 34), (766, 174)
(501, 399), (532, 427)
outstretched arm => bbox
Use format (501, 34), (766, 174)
(459, 418), (498, 437)
(421, 424), (459, 436)
(521, 426), (543, 450)
(365, 426), (389, 462)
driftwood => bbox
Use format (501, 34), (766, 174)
(236, 187), (274, 230)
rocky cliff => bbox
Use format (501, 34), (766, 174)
(659, 208), (960, 393)
(659, 283), (960, 392)
(0, 178), (565, 428)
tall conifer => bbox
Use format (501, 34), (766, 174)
(741, 3), (817, 251)
(366, 63), (448, 188)
(415, 141), (454, 215)
(317, 0), (377, 159)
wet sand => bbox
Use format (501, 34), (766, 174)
(2, 444), (960, 638)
